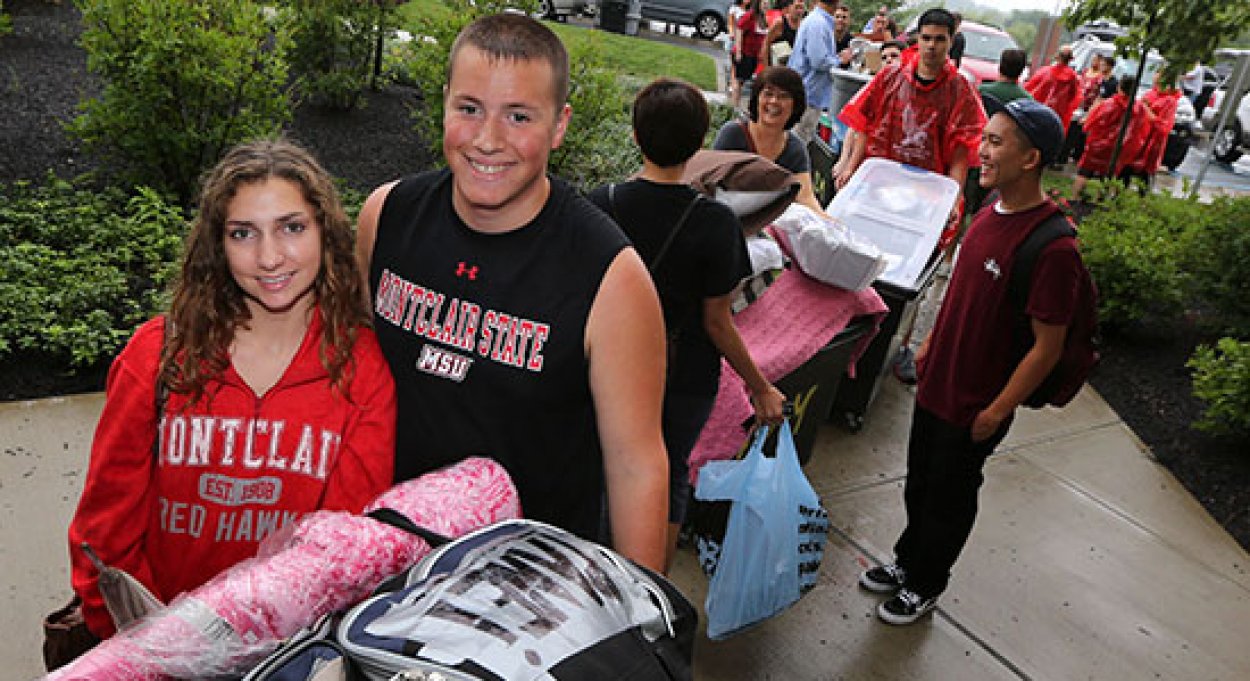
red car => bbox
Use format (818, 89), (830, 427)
(953, 20), (1021, 87)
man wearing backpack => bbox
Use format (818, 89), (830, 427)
(859, 96), (1096, 625)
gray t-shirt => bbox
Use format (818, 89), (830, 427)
(713, 119), (812, 174)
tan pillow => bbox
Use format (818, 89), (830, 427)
(682, 150), (801, 236)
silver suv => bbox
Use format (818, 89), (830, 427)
(537, 0), (595, 21)
(639, 0), (728, 40)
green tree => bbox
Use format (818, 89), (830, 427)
(1065, 0), (1250, 172)
(283, 0), (401, 110)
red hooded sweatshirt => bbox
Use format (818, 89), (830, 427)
(69, 311), (396, 637)
(1129, 86), (1181, 174)
(1078, 92), (1153, 176)
(1026, 63), (1081, 133)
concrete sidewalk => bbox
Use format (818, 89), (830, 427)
(2, 379), (1248, 679)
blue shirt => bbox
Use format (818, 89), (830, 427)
(788, 7), (839, 110)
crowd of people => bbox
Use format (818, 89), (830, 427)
(61, 4), (1120, 669)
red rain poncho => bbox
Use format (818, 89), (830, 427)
(839, 60), (987, 176)
(1077, 92), (1153, 177)
(1025, 63), (1081, 133)
(1128, 86), (1181, 175)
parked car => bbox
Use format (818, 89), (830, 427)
(955, 21), (1022, 87)
(638, 0), (728, 40)
(1072, 19), (1126, 43)
(1205, 89), (1250, 163)
(1199, 49), (1250, 163)
(1064, 37), (1197, 171)
(537, 0), (596, 21)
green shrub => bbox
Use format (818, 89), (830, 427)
(1076, 180), (1193, 329)
(69, 0), (294, 205)
(0, 177), (185, 367)
(1188, 337), (1250, 436)
(1177, 195), (1250, 336)
(1, 8), (12, 39)
(549, 38), (639, 191)
(283, 0), (399, 110)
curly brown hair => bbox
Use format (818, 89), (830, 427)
(162, 138), (369, 404)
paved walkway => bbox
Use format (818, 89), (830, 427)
(3, 358), (1248, 679)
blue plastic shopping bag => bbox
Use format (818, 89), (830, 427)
(694, 420), (829, 640)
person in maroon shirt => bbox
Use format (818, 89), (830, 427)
(859, 97), (1088, 625)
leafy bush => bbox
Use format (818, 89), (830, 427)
(1188, 337), (1250, 437)
(1177, 195), (1250, 336)
(69, 0), (294, 205)
(549, 39), (639, 190)
(1, 8), (12, 39)
(0, 177), (185, 367)
(283, 0), (399, 110)
(1075, 180), (1193, 329)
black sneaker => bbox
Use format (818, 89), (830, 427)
(877, 588), (938, 625)
(859, 563), (906, 594)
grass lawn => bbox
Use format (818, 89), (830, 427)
(394, 0), (718, 91)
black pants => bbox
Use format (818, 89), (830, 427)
(893, 404), (1011, 598)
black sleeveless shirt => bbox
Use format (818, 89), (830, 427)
(369, 170), (630, 539)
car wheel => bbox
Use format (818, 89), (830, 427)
(694, 12), (723, 40)
(1212, 120), (1243, 164)
(537, 0), (556, 19)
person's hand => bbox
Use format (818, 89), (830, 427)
(835, 166), (855, 190)
(971, 407), (1008, 443)
(838, 47), (853, 66)
(750, 384), (787, 425)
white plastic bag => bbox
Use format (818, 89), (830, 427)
(771, 203), (889, 291)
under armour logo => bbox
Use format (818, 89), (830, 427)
(455, 262), (479, 280)
(984, 258), (1002, 280)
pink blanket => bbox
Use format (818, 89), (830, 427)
(46, 457), (520, 681)
(687, 267), (887, 483)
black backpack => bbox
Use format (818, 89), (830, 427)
(1008, 212), (1100, 409)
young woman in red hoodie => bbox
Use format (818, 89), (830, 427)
(67, 139), (397, 641)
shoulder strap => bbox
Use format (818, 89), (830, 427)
(606, 183), (620, 223)
(649, 195), (703, 273)
(1008, 211), (1076, 312)
(366, 507), (452, 547)
(739, 118), (758, 155)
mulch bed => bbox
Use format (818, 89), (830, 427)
(2, 0), (1247, 551)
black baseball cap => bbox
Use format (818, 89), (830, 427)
(983, 95), (1065, 165)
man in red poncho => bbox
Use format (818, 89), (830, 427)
(836, 7), (986, 385)
(1123, 71), (1182, 184)
(837, 7), (985, 198)
(1072, 76), (1155, 198)
(1025, 45), (1081, 134)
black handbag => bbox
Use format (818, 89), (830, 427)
(42, 595), (100, 672)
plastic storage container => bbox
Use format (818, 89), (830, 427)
(825, 158), (959, 431)
(824, 158), (960, 293)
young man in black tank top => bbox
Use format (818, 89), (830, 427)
(355, 14), (668, 572)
